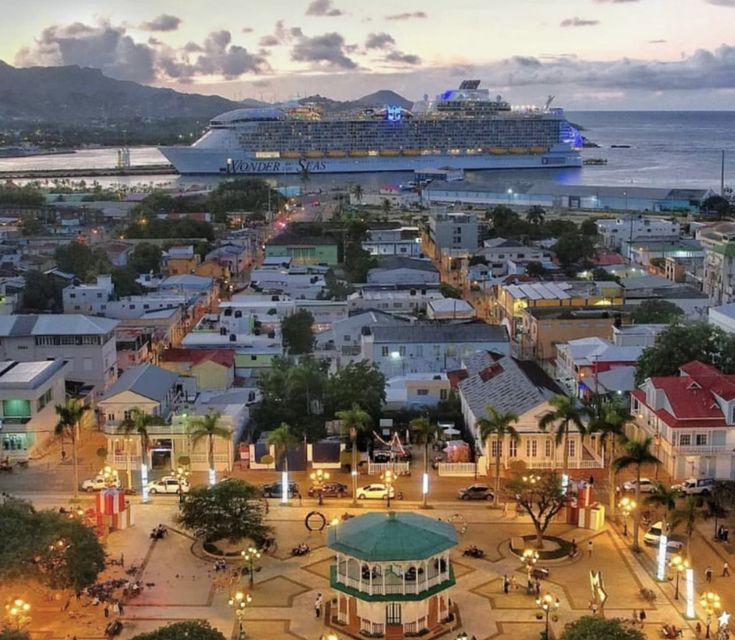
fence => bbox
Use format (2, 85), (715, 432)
(366, 461), (410, 476)
(437, 462), (478, 477)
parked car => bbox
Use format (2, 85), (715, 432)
(356, 483), (395, 500)
(672, 478), (715, 495)
(308, 482), (349, 498)
(458, 484), (494, 501)
(643, 521), (684, 551)
(622, 478), (655, 493)
(147, 476), (190, 495)
(261, 481), (299, 498)
(82, 475), (122, 492)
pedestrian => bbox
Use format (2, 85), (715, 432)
(696, 622), (702, 638)
(639, 609), (647, 625)
(510, 575), (517, 591)
(112, 601), (120, 616)
(723, 561), (730, 577)
(61, 449), (67, 462)
(503, 575), (509, 594)
(315, 593), (323, 618)
(120, 553), (124, 567)
(718, 525), (724, 540)
(632, 610), (639, 626)
(103, 605), (109, 618)
(725, 528), (730, 543)
(118, 602), (124, 616)
(264, 498), (269, 514)
(587, 540), (593, 558)
(589, 600), (598, 616)
(589, 475), (594, 485)
(705, 565), (714, 583)
(298, 491), (303, 506)
(535, 578), (541, 596)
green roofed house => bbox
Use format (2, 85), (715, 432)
(265, 232), (339, 266)
(327, 511), (457, 639)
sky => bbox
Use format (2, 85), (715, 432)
(2, 0), (735, 108)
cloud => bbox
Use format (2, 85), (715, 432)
(560, 17), (600, 26)
(15, 21), (156, 82)
(260, 20), (303, 47)
(242, 27), (254, 34)
(385, 12), (427, 20)
(305, 0), (343, 16)
(365, 32), (395, 49)
(290, 32), (357, 69)
(139, 14), (181, 32)
(649, 39), (667, 44)
(384, 50), (421, 66)
(259, 35), (280, 47)
(706, 0), (735, 5)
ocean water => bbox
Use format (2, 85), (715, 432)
(0, 111), (733, 191)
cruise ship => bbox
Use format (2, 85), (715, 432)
(159, 81), (583, 175)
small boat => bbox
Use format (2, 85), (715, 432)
(327, 150), (346, 158)
(305, 151), (324, 158)
(584, 158), (608, 166)
(379, 150), (400, 157)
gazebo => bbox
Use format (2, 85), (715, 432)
(328, 511), (458, 639)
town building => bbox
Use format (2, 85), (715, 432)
(163, 245), (201, 275)
(384, 373), (451, 411)
(426, 211), (479, 257)
(620, 275), (708, 318)
(478, 238), (552, 276)
(630, 361), (735, 480)
(709, 302), (735, 335)
(205, 243), (252, 276)
(328, 512), (458, 640)
(265, 233), (339, 265)
(700, 222), (735, 305)
(362, 226), (422, 257)
(0, 314), (118, 390)
(62, 275), (115, 314)
(426, 298), (475, 321)
(115, 328), (153, 373)
(597, 216), (681, 249)
(348, 286), (445, 315)
(367, 257), (440, 286)
(361, 322), (509, 376)
(0, 359), (68, 460)
(249, 265), (327, 299)
(159, 349), (235, 391)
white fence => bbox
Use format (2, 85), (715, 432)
(437, 462), (479, 477)
(367, 461), (410, 476)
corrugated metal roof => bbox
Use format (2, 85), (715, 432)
(101, 363), (179, 404)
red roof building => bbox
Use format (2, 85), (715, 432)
(159, 348), (235, 391)
(631, 360), (735, 480)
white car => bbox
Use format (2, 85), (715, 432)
(147, 477), (190, 495)
(356, 483), (395, 500)
(622, 478), (655, 493)
(82, 475), (122, 492)
(643, 521), (685, 551)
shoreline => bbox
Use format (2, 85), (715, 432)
(0, 164), (177, 180)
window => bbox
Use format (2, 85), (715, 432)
(74, 305), (80, 311)
(491, 441), (499, 458)
(2, 399), (31, 419)
(123, 410), (132, 422)
(381, 346), (389, 357)
(343, 335), (351, 342)
(416, 389), (429, 396)
(526, 439), (537, 458)
(415, 345), (423, 357)
(679, 434), (691, 446)
(568, 440), (576, 458)
(106, 413), (115, 422)
(440, 389), (448, 400)
(36, 388), (53, 412)
(509, 440), (518, 457)
(433, 345), (441, 357)
(446, 346), (456, 357)
(96, 293), (102, 299)
(696, 434), (707, 446)
(545, 440), (552, 458)
(69, 293), (76, 299)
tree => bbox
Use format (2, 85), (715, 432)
(704, 480), (735, 539)
(177, 479), (270, 543)
(282, 309), (315, 355)
(21, 270), (62, 312)
(54, 398), (90, 500)
(267, 423), (298, 504)
(614, 436), (661, 551)
(111, 266), (143, 296)
(351, 184), (364, 204)
(477, 406), (519, 507)
(580, 218), (599, 236)
(506, 473), (569, 548)
(538, 394), (588, 476)
(0, 498), (105, 591)
(552, 231), (595, 269)
(409, 416), (439, 508)
(0, 630), (30, 640)
(188, 410), (229, 486)
(54, 241), (110, 280)
(343, 241), (376, 283)
(631, 299), (684, 324)
(336, 404), (372, 507)
(129, 242), (162, 274)
(635, 322), (735, 384)
(560, 616), (644, 640)
(674, 495), (708, 557)
(644, 482), (682, 536)
(525, 261), (547, 278)
(117, 408), (165, 499)
(439, 282), (462, 299)
(19, 214), (44, 236)
(701, 195), (732, 217)
(488, 205), (521, 236)
(130, 621), (226, 640)
(327, 361), (386, 423)
(589, 401), (630, 511)
(526, 206), (546, 226)
(382, 198), (392, 215)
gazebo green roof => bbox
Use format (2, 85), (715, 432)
(327, 512), (458, 562)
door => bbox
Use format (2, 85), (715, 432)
(386, 603), (401, 625)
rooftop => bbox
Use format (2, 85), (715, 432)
(503, 280), (622, 301)
(101, 363), (179, 404)
(267, 232), (337, 247)
(0, 314), (118, 337)
(370, 322), (508, 344)
(371, 256), (438, 273)
(0, 359), (67, 389)
(160, 348), (235, 368)
(327, 512), (457, 561)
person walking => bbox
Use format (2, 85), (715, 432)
(502, 575), (509, 594)
(118, 602), (124, 616)
(587, 540), (593, 558)
(314, 593), (323, 618)
(723, 561), (730, 577)
(103, 605), (109, 618)
(510, 574), (517, 591)
(705, 566), (714, 583)
(639, 609), (647, 626)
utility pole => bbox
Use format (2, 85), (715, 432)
(722, 150), (726, 198)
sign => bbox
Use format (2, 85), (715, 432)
(222, 158), (329, 174)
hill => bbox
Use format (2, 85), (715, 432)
(0, 62), (240, 124)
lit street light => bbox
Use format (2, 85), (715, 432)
(310, 469), (330, 506)
(618, 497), (637, 537)
(5, 598), (31, 630)
(228, 591), (252, 639)
(700, 591), (721, 639)
(381, 469), (395, 508)
(536, 592), (560, 640)
(241, 546), (261, 587)
(669, 554), (689, 600)
(522, 548), (540, 594)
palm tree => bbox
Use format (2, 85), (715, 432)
(382, 198), (392, 216)
(352, 183), (364, 204)
(267, 423), (298, 504)
(54, 398), (90, 500)
(336, 404), (372, 507)
(704, 481), (733, 539)
(674, 495), (708, 557)
(613, 436), (661, 551)
(299, 165), (311, 188)
(525, 205), (546, 226)
(538, 394), (587, 476)
(645, 482), (683, 537)
(117, 408), (164, 502)
(589, 401), (630, 512)
(188, 410), (229, 486)
(409, 416), (439, 508)
(477, 406), (519, 506)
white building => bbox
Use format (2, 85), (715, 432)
(709, 302), (735, 334)
(0, 359), (69, 460)
(597, 216), (681, 249)
(362, 227), (422, 257)
(427, 211), (479, 253)
(700, 222), (735, 305)
(384, 373), (450, 411)
(426, 298), (475, 321)
(62, 275), (115, 314)
(0, 315), (119, 390)
(478, 238), (552, 276)
(367, 257), (439, 286)
(611, 324), (667, 347)
(348, 286), (445, 314)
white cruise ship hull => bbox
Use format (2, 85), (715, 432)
(158, 146), (582, 175)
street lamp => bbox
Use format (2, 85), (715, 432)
(522, 548), (540, 593)
(700, 591), (722, 639)
(381, 469), (395, 508)
(175, 465), (189, 504)
(5, 598), (30, 630)
(228, 591), (252, 639)
(669, 554), (689, 600)
(310, 469), (330, 506)
(100, 465), (119, 489)
(536, 592), (560, 640)
(241, 546), (261, 587)
(618, 497), (637, 537)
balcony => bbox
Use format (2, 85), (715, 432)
(331, 564), (454, 601)
(674, 445), (730, 455)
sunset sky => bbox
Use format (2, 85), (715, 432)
(2, 0), (735, 108)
